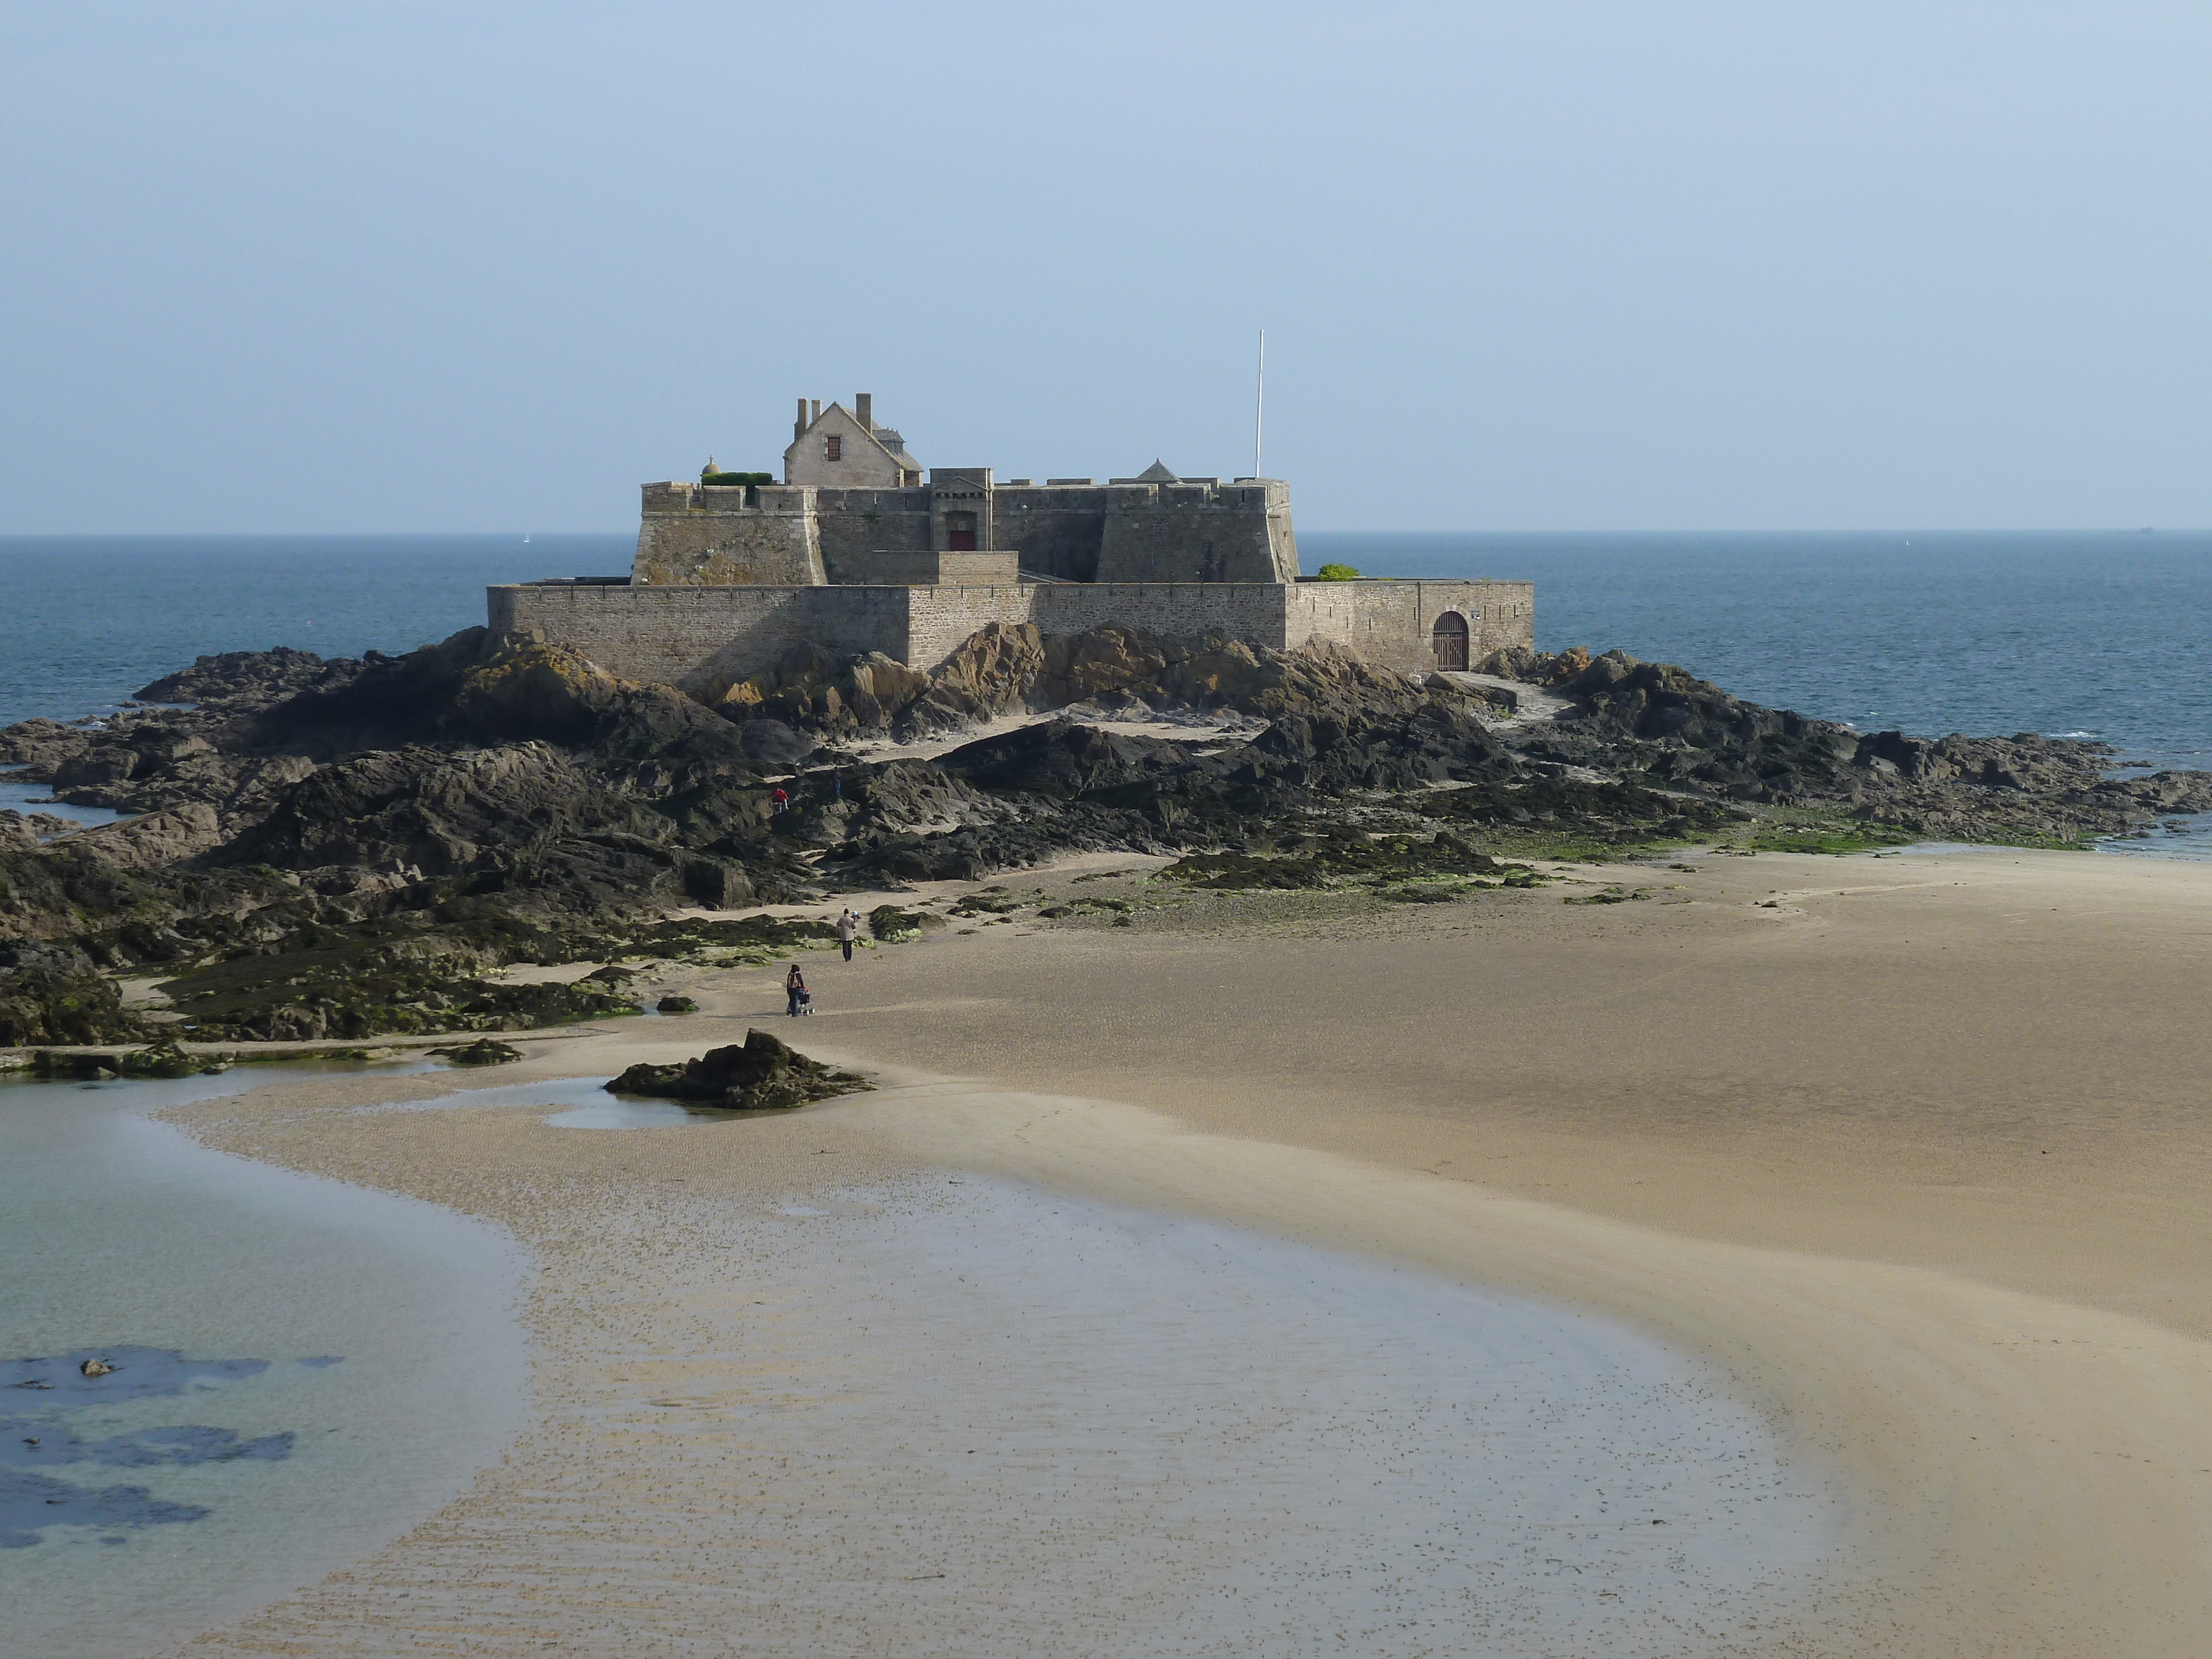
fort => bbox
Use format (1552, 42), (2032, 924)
(489, 394), (1533, 695)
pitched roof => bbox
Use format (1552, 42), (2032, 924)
(792, 401), (916, 470)
(1135, 460), (1178, 482)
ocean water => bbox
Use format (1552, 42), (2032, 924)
(3, 530), (2208, 855)
(0, 1063), (529, 1653)
(0, 534), (630, 734)
(1303, 530), (2212, 773)
(6, 530), (2206, 766)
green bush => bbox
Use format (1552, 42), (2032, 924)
(701, 469), (775, 487)
(1314, 562), (1360, 581)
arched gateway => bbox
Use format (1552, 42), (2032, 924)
(1431, 611), (1470, 672)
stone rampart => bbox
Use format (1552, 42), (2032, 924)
(633, 476), (1295, 586)
(489, 582), (905, 696)
(1093, 482), (1296, 583)
(825, 550), (1021, 586)
(492, 575), (1535, 689)
(905, 583), (1301, 673)
(634, 484), (824, 586)
(1287, 580), (1535, 668)
(813, 486), (932, 573)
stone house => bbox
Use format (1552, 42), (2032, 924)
(784, 395), (922, 489)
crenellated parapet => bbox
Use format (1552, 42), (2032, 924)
(634, 469), (1298, 588)
(634, 482), (825, 586)
(566, 394), (1528, 692)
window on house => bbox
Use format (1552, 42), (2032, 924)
(825, 435), (842, 462)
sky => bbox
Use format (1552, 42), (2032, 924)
(4, 2), (2209, 534)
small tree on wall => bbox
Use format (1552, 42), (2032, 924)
(1314, 563), (1360, 581)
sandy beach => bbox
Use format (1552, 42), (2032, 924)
(150, 846), (2212, 1656)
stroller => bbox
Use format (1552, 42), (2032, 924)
(792, 989), (813, 1016)
(786, 969), (813, 1017)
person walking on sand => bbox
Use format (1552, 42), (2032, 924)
(785, 962), (808, 1017)
(837, 907), (859, 963)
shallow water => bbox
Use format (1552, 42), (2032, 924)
(373, 1070), (749, 1129)
(0, 1065), (529, 1653)
(686, 1175), (1849, 1653)
(2093, 809), (2212, 862)
(0, 776), (123, 830)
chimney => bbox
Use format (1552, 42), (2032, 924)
(855, 392), (873, 432)
(795, 397), (808, 442)
(810, 399), (822, 425)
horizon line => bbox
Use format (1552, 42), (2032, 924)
(0, 526), (2203, 541)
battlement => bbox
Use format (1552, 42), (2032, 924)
(635, 467), (1297, 588)
(568, 390), (1529, 696)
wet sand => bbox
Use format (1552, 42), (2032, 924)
(155, 846), (2212, 1656)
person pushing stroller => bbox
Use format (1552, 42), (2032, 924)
(785, 962), (811, 1017)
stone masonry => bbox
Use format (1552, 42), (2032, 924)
(497, 393), (1534, 689)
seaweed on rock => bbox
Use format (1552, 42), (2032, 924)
(605, 1030), (870, 1113)
(8, 624), (2211, 1054)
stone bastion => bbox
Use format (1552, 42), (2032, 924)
(489, 468), (1533, 696)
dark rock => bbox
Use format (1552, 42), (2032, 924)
(429, 1037), (524, 1066)
(0, 969), (139, 1047)
(604, 1029), (870, 1112)
(153, 922), (644, 1042)
(114, 1034), (220, 1078)
(1164, 832), (1532, 891)
(933, 718), (1203, 799)
(134, 648), (361, 711)
(867, 906), (946, 941)
(733, 718), (816, 768)
(617, 912), (839, 960)
(680, 857), (749, 910)
(654, 995), (698, 1014)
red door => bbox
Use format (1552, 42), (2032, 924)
(946, 511), (978, 552)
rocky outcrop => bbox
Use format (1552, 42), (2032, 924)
(7, 618), (2210, 1053)
(709, 623), (1453, 745)
(135, 647), (363, 710)
(429, 1037), (524, 1066)
(225, 744), (655, 881)
(604, 1030), (870, 1112)
(0, 967), (139, 1047)
(69, 802), (224, 870)
(1479, 644), (2212, 839)
(895, 624), (1046, 732)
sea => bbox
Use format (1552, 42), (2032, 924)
(3, 528), (2209, 839)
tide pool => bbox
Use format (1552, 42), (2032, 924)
(0, 1065), (529, 1653)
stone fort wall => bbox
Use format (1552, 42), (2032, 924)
(489, 579), (1535, 696)
(632, 477), (1296, 588)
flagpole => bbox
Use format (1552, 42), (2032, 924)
(1254, 328), (1265, 479)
